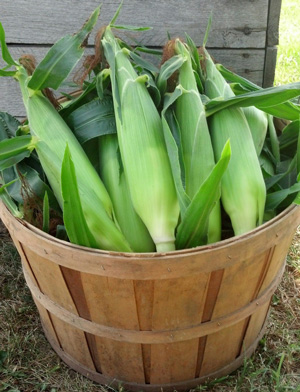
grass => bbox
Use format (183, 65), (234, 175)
(1, 1), (300, 391)
(274, 0), (300, 85)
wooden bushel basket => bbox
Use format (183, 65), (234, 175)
(1, 201), (300, 391)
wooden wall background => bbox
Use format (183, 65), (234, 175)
(0, 0), (282, 118)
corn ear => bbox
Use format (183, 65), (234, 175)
(16, 66), (131, 252)
(173, 39), (221, 243)
(243, 106), (268, 155)
(203, 49), (266, 235)
(99, 134), (155, 253)
(102, 27), (179, 252)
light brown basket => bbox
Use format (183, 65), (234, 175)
(1, 201), (300, 391)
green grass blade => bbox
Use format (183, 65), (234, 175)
(61, 145), (98, 248)
(0, 22), (18, 66)
(28, 6), (100, 90)
(176, 140), (231, 249)
(42, 192), (50, 233)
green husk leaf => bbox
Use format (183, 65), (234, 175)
(67, 97), (117, 144)
(266, 181), (300, 210)
(0, 135), (37, 170)
(268, 115), (280, 162)
(265, 156), (296, 190)
(99, 134), (155, 253)
(110, 1), (123, 25)
(205, 82), (300, 118)
(259, 152), (275, 177)
(111, 25), (152, 31)
(0, 69), (17, 76)
(279, 120), (299, 158)
(157, 55), (186, 96)
(143, 71), (161, 107)
(2, 162), (60, 211)
(61, 145), (98, 248)
(203, 13), (213, 47)
(176, 140), (231, 249)
(59, 81), (97, 119)
(0, 181), (23, 218)
(0, 22), (18, 66)
(56, 224), (68, 241)
(28, 6), (100, 90)
(0, 112), (21, 139)
(129, 51), (159, 74)
(161, 88), (190, 214)
(218, 64), (300, 121)
(96, 69), (111, 100)
(42, 191), (50, 233)
(134, 46), (162, 55)
(217, 63), (260, 91)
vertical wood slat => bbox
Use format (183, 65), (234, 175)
(60, 268), (102, 373)
(134, 280), (155, 384)
(196, 269), (225, 377)
(236, 246), (276, 356)
(20, 246), (96, 371)
(62, 269), (145, 383)
(9, 232), (61, 349)
(267, 0), (282, 46)
(200, 248), (275, 376)
(263, 46), (278, 87)
(148, 273), (210, 384)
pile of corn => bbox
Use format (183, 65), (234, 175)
(1, 6), (300, 253)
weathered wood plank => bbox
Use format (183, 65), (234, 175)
(263, 46), (278, 87)
(0, 46), (265, 117)
(267, 0), (282, 46)
(1, 0), (268, 48)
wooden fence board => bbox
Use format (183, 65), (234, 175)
(0, 46), (265, 117)
(1, 0), (268, 48)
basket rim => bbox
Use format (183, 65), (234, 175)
(1, 200), (299, 259)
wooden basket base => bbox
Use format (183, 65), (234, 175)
(41, 317), (268, 392)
